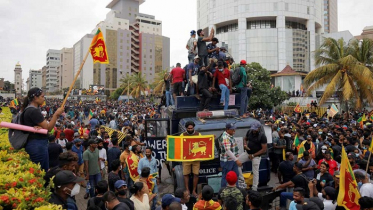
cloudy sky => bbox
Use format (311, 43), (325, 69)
(0, 0), (372, 85)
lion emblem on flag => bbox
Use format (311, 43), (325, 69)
(93, 44), (105, 58)
(190, 141), (207, 156)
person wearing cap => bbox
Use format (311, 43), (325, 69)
(196, 28), (215, 67)
(71, 137), (84, 179)
(186, 30), (198, 64)
(212, 61), (232, 110)
(218, 171), (247, 210)
(103, 191), (130, 210)
(169, 63), (185, 106)
(114, 180), (134, 210)
(275, 162), (310, 209)
(218, 123), (241, 188)
(154, 194), (181, 210)
(193, 185), (221, 210)
(207, 37), (219, 60)
(83, 138), (102, 198)
(181, 121), (202, 197)
(242, 121), (267, 191)
(234, 59), (250, 118)
(49, 170), (84, 209)
(186, 55), (200, 97)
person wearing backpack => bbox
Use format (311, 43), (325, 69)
(233, 60), (250, 117)
(20, 87), (64, 172)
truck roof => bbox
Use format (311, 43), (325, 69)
(179, 117), (260, 131)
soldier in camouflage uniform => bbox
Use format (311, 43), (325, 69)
(218, 171), (247, 210)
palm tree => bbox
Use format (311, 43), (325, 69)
(304, 37), (373, 108)
(119, 73), (149, 98)
(348, 38), (373, 67)
(152, 69), (169, 96)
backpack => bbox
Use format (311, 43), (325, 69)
(215, 133), (223, 158)
(231, 67), (243, 86)
(8, 106), (36, 150)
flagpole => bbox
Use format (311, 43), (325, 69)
(365, 151), (372, 178)
(61, 49), (90, 108)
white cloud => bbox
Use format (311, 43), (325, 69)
(0, 0), (372, 87)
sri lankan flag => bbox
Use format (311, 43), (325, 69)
(293, 134), (300, 147)
(337, 146), (360, 210)
(125, 151), (144, 181)
(90, 28), (109, 64)
(88, 109), (94, 120)
(167, 135), (214, 162)
(294, 103), (301, 113)
(13, 99), (18, 106)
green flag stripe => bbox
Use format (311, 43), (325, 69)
(168, 138), (175, 159)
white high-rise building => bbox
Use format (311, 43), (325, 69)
(27, 69), (42, 91)
(14, 62), (22, 96)
(323, 0), (338, 33)
(74, 0), (170, 91)
(57, 48), (74, 90)
(197, 0), (326, 73)
(46, 49), (61, 92)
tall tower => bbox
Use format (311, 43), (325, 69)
(323, 0), (338, 33)
(14, 62), (22, 96)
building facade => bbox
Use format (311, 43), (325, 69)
(74, 0), (170, 91)
(14, 62), (22, 96)
(41, 66), (47, 91)
(323, 0), (338, 33)
(197, 0), (325, 73)
(355, 26), (373, 40)
(46, 49), (61, 92)
(73, 34), (94, 91)
(0, 78), (4, 90)
(57, 48), (74, 90)
(27, 69), (43, 91)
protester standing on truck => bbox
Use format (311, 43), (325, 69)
(196, 28), (214, 67)
(181, 121), (201, 197)
(186, 30), (197, 64)
(242, 121), (267, 191)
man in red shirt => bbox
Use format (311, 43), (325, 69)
(169, 63), (185, 106)
(212, 62), (231, 110)
(64, 124), (75, 142)
(317, 150), (338, 175)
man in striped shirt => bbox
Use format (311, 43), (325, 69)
(219, 123), (242, 187)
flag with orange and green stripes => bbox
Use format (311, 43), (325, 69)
(167, 135), (214, 161)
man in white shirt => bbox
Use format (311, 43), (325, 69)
(355, 171), (373, 198)
(186, 30), (197, 63)
(97, 139), (107, 178)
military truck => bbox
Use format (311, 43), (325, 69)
(144, 94), (272, 192)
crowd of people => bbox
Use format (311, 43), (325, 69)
(3, 27), (373, 210)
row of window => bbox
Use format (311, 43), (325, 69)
(216, 23), (238, 34)
(247, 20), (276, 29)
(217, 20), (306, 34)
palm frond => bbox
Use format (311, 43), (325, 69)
(319, 71), (342, 105)
(303, 64), (339, 87)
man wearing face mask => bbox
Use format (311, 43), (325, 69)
(355, 171), (373, 198)
(114, 180), (134, 210)
(181, 121), (201, 197)
(49, 170), (84, 209)
(103, 191), (130, 210)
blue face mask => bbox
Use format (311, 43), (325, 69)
(277, 128), (281, 132)
(363, 147), (367, 150)
(318, 132), (322, 135)
(358, 181), (363, 189)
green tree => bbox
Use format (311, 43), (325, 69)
(110, 87), (124, 100)
(118, 73), (149, 98)
(152, 69), (168, 96)
(245, 62), (289, 109)
(304, 37), (373, 108)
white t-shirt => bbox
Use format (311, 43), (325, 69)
(187, 37), (197, 54)
(360, 183), (373, 198)
(131, 194), (150, 210)
(57, 139), (67, 152)
(318, 193), (337, 210)
(181, 204), (188, 210)
(98, 148), (107, 170)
